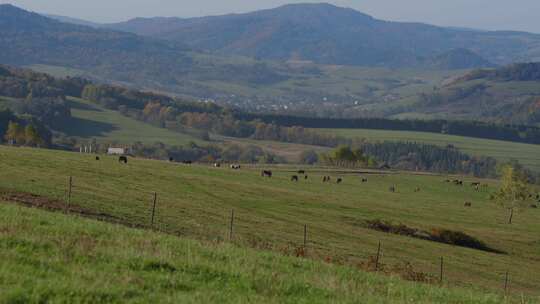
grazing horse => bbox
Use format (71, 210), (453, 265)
(298, 170), (306, 175)
(182, 160), (192, 165)
(291, 175), (299, 182)
(361, 178), (368, 183)
(464, 202), (472, 207)
(304, 175), (308, 180)
(336, 178), (343, 184)
(118, 156), (128, 164)
(389, 185), (396, 193)
(95, 156), (100, 161)
(169, 157), (174, 162)
(261, 170), (273, 178)
(230, 164), (241, 170)
(214, 163), (221, 168)
(323, 176), (331, 183)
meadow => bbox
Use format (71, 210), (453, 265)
(0, 146), (539, 301)
(0, 202), (509, 303)
(66, 98), (204, 146)
(316, 128), (540, 172)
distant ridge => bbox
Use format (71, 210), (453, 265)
(45, 14), (101, 28)
(106, 2), (540, 67)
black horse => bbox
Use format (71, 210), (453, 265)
(261, 170), (273, 178)
(119, 156), (128, 164)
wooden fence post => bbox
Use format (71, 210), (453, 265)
(303, 224), (308, 251)
(504, 271), (509, 294)
(150, 192), (157, 227)
(439, 257), (444, 284)
(65, 176), (72, 214)
(229, 209), (235, 241)
(375, 241), (381, 271)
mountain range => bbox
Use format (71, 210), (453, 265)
(104, 3), (540, 67)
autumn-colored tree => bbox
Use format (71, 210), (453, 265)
(24, 124), (42, 147)
(492, 165), (532, 224)
(4, 121), (24, 145)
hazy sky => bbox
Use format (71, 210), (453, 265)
(1, 0), (539, 33)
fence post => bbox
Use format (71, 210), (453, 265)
(375, 241), (381, 271)
(439, 257), (444, 284)
(504, 271), (509, 294)
(229, 209), (235, 241)
(150, 192), (157, 227)
(303, 224), (308, 252)
(65, 176), (72, 214)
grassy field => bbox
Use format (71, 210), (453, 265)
(65, 97), (204, 146)
(0, 146), (539, 301)
(316, 128), (540, 172)
(213, 135), (330, 163)
(0, 203), (510, 303)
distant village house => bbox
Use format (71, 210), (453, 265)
(107, 147), (126, 155)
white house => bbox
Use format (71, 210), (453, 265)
(107, 148), (125, 155)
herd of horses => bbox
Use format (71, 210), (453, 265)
(445, 178), (489, 192)
(105, 155), (539, 207)
(261, 169), (344, 184)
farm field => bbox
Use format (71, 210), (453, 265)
(212, 135), (331, 163)
(316, 128), (540, 172)
(0, 146), (539, 300)
(65, 97), (205, 146)
(0, 203), (509, 303)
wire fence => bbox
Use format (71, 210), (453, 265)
(1, 172), (537, 299)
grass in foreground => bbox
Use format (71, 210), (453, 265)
(0, 146), (539, 299)
(0, 203), (509, 303)
(316, 128), (540, 172)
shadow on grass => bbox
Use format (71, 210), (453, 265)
(364, 219), (506, 254)
(58, 116), (118, 138)
(67, 99), (104, 112)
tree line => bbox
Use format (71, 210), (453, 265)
(236, 113), (540, 145)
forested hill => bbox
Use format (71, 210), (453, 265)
(403, 63), (540, 125)
(0, 4), (295, 95)
(457, 62), (540, 82)
(0, 4), (191, 67)
(106, 3), (540, 67)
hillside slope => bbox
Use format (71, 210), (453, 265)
(390, 63), (540, 124)
(65, 97), (205, 146)
(0, 202), (508, 303)
(107, 3), (540, 67)
(1, 146), (539, 297)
